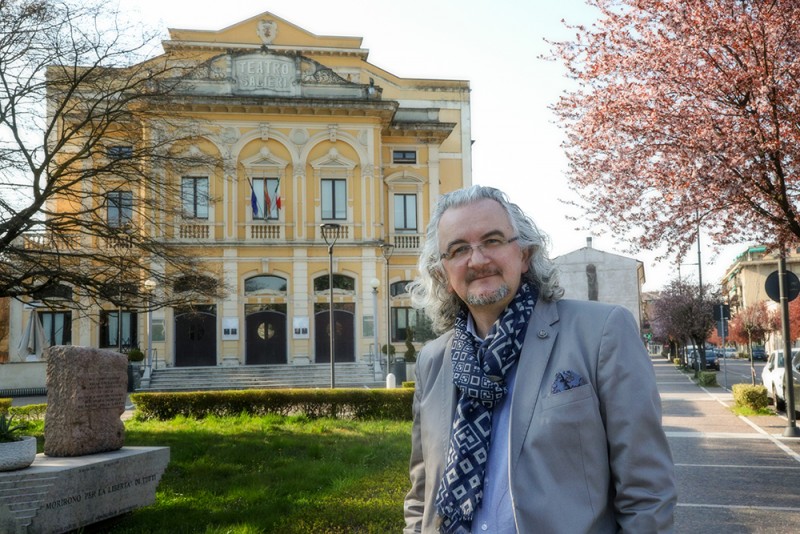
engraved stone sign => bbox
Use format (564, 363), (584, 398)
(233, 54), (295, 93)
(0, 447), (169, 534)
(44, 346), (127, 457)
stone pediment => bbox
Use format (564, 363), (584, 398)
(178, 51), (372, 100)
(167, 12), (364, 52)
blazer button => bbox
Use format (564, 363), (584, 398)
(537, 330), (548, 339)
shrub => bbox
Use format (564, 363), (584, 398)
(130, 388), (414, 421)
(697, 371), (718, 387)
(10, 403), (47, 422)
(126, 348), (145, 362)
(401, 381), (415, 389)
(673, 358), (682, 367)
(0, 398), (11, 414)
(733, 384), (768, 410)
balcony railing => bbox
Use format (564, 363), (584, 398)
(317, 224), (350, 241)
(20, 232), (80, 250)
(179, 224), (210, 239)
(392, 233), (422, 250)
(250, 224), (282, 240)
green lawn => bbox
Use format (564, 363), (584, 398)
(33, 415), (413, 533)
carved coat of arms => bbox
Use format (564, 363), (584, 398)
(257, 20), (277, 44)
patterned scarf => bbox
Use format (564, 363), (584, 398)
(434, 282), (537, 533)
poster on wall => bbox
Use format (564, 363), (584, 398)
(151, 319), (165, 342)
(293, 317), (309, 339)
(222, 317), (239, 340)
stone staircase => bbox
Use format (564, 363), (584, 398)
(139, 362), (385, 392)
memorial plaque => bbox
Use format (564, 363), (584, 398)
(0, 447), (169, 534)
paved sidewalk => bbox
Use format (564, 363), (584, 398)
(656, 356), (800, 442)
(653, 356), (800, 533)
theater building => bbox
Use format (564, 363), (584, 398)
(3, 12), (471, 391)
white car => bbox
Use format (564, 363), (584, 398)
(762, 349), (800, 411)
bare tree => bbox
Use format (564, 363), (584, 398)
(729, 302), (776, 384)
(0, 0), (225, 311)
(651, 279), (717, 368)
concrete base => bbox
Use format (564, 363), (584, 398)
(0, 446), (169, 534)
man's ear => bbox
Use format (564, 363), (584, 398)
(520, 245), (535, 273)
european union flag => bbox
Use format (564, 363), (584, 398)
(250, 180), (259, 217)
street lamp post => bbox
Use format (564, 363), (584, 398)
(380, 241), (394, 383)
(143, 278), (157, 373)
(321, 223), (341, 388)
(370, 278), (382, 380)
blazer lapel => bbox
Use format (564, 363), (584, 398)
(437, 335), (457, 454)
(510, 299), (559, 470)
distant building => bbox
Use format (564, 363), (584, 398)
(720, 246), (800, 313)
(553, 238), (646, 332)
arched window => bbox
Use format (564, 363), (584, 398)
(33, 283), (73, 302)
(245, 275), (287, 295)
(390, 280), (413, 297)
(174, 274), (217, 293)
(314, 274), (355, 293)
(586, 264), (599, 301)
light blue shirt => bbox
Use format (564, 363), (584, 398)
(466, 315), (518, 534)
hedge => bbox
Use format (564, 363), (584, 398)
(130, 388), (415, 421)
(732, 384), (768, 411)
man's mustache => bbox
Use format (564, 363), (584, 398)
(465, 269), (500, 283)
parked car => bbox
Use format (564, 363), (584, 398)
(762, 349), (800, 411)
(687, 345), (720, 371)
(752, 346), (767, 361)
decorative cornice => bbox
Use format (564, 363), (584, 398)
(149, 96), (398, 123)
(384, 121), (457, 143)
(162, 41), (370, 59)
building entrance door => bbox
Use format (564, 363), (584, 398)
(314, 307), (355, 363)
(174, 306), (216, 367)
(245, 309), (287, 364)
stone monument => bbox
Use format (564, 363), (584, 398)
(44, 346), (127, 456)
(0, 346), (170, 533)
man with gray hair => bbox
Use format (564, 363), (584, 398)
(403, 185), (676, 533)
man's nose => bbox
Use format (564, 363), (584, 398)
(466, 245), (490, 265)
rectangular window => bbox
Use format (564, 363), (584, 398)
(321, 179), (346, 220)
(107, 145), (133, 159)
(394, 194), (417, 231)
(391, 307), (435, 343)
(252, 177), (280, 220)
(100, 310), (138, 349)
(392, 150), (417, 164)
(39, 311), (72, 346)
(106, 191), (133, 227)
(181, 176), (209, 219)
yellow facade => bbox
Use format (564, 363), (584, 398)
(27, 12), (471, 378)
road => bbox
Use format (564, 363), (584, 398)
(656, 356), (800, 532)
(716, 357), (767, 390)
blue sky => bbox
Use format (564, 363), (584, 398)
(123, 0), (744, 291)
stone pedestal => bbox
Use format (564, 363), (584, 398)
(0, 447), (169, 534)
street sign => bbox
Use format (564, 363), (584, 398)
(765, 270), (800, 302)
(713, 304), (730, 321)
(716, 320), (728, 338)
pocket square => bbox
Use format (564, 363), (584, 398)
(551, 370), (588, 394)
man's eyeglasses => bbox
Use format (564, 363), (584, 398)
(440, 236), (520, 263)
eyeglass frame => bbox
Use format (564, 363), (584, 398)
(439, 235), (521, 263)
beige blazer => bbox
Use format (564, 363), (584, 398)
(403, 298), (676, 533)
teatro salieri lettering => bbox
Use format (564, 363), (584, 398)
(234, 55), (295, 93)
